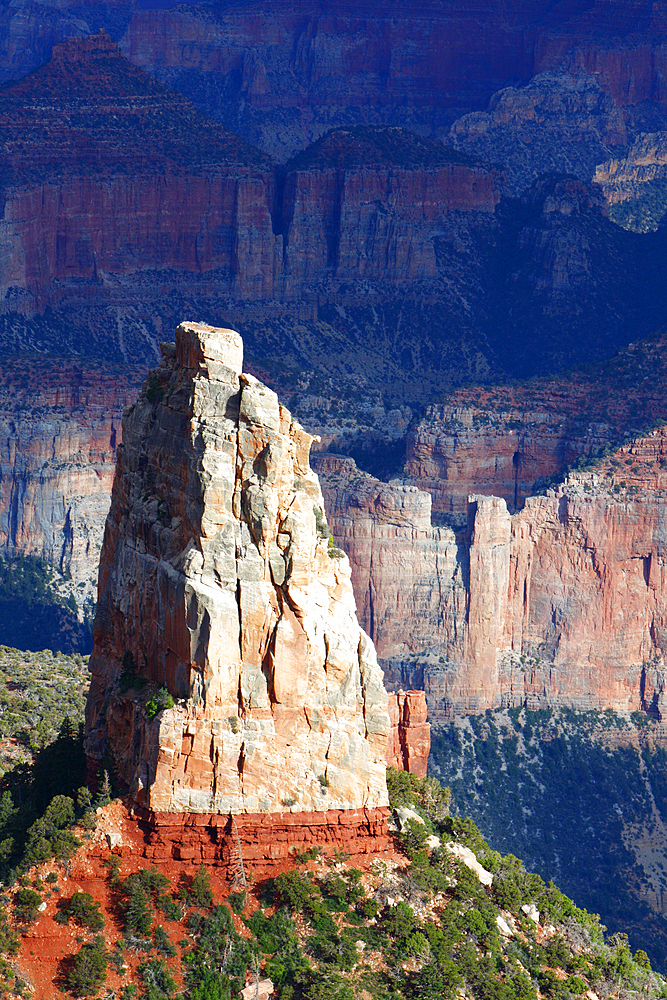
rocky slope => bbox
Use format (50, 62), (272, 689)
(407, 335), (667, 517)
(596, 132), (667, 231)
(431, 708), (667, 967)
(449, 70), (630, 197)
(85, 322), (391, 859)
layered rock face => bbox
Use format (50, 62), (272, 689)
(3, 32), (666, 390)
(596, 132), (667, 231)
(406, 405), (611, 517)
(3, 0), (667, 163)
(386, 691), (430, 778)
(317, 431), (667, 720)
(406, 336), (667, 516)
(0, 32), (278, 333)
(282, 128), (501, 286)
(450, 70), (628, 197)
(117, 0), (667, 161)
(85, 322), (390, 858)
(0, 356), (142, 585)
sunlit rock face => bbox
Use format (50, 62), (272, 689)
(84, 322), (389, 822)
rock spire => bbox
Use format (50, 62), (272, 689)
(85, 322), (389, 851)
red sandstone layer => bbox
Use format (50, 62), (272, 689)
(135, 806), (391, 865)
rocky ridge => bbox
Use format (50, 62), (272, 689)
(84, 322), (391, 859)
(449, 70), (629, 197)
(596, 132), (667, 231)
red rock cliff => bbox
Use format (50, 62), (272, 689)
(0, 356), (143, 585)
(386, 691), (430, 778)
(115, 0), (667, 159)
(0, 33), (280, 319)
(317, 429), (667, 720)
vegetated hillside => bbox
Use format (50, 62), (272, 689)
(1, 767), (666, 1000)
(0, 644), (88, 765)
(429, 709), (667, 970)
(0, 556), (94, 655)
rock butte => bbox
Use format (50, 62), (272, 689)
(84, 322), (392, 862)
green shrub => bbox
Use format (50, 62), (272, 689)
(65, 935), (108, 997)
(274, 870), (323, 919)
(139, 956), (176, 999)
(67, 891), (105, 932)
(228, 891), (245, 914)
(154, 923), (176, 957)
(145, 687), (175, 721)
(13, 888), (42, 924)
(187, 864), (214, 909)
(121, 876), (153, 936)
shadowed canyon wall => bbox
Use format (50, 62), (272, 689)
(0, 357), (143, 585)
(3, 0), (664, 161)
(2, 32), (667, 393)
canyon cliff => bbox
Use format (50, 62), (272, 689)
(84, 322), (391, 860)
(3, 0), (667, 163)
(0, 356), (142, 588)
(1, 31), (666, 393)
(316, 423), (667, 721)
(386, 691), (430, 778)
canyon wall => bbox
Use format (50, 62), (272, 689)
(116, 0), (667, 160)
(0, 357), (142, 586)
(85, 322), (390, 858)
(2, 32), (664, 391)
(316, 429), (667, 720)
(3, 1), (667, 163)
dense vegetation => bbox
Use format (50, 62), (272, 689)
(430, 708), (667, 970)
(0, 645), (89, 760)
(0, 761), (662, 999)
(0, 654), (661, 999)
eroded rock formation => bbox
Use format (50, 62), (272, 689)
(84, 322), (390, 858)
(449, 70), (628, 196)
(596, 132), (667, 231)
(386, 691), (430, 778)
(317, 430), (667, 720)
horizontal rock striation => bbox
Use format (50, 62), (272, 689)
(116, 0), (667, 160)
(138, 807), (390, 865)
(85, 322), (390, 853)
(0, 356), (143, 584)
(317, 432), (667, 720)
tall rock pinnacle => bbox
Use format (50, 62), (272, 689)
(85, 323), (389, 840)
